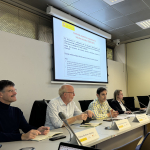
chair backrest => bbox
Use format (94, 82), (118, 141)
(123, 97), (135, 110)
(29, 99), (50, 128)
(137, 96), (149, 108)
(107, 99), (113, 108)
(112, 136), (142, 150)
(137, 132), (150, 150)
(78, 100), (93, 112)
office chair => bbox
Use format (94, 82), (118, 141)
(112, 136), (142, 150)
(137, 96), (149, 108)
(78, 100), (93, 112)
(29, 99), (50, 128)
(135, 132), (150, 150)
(107, 99), (113, 108)
(123, 97), (139, 111)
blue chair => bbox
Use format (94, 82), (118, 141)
(135, 132), (150, 150)
(112, 136), (142, 150)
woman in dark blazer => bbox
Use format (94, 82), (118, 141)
(111, 90), (131, 114)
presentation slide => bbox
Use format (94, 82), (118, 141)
(53, 17), (108, 83)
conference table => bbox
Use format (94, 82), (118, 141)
(1, 114), (150, 150)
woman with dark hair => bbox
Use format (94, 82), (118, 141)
(111, 90), (132, 114)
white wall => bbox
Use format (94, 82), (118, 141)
(0, 31), (127, 121)
(114, 44), (126, 64)
(127, 39), (150, 97)
(114, 44), (128, 95)
(107, 59), (127, 98)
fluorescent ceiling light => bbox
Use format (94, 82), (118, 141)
(46, 6), (111, 39)
(136, 19), (150, 29)
(103, 0), (124, 5)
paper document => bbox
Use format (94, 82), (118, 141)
(115, 116), (128, 119)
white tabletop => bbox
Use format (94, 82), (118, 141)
(1, 114), (150, 150)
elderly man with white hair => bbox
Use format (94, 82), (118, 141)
(45, 84), (94, 130)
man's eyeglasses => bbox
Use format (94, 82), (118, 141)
(64, 92), (75, 95)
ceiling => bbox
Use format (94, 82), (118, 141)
(9, 0), (150, 43)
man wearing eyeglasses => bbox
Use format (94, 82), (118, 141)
(45, 84), (94, 130)
(0, 80), (50, 142)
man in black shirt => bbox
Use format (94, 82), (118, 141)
(0, 80), (50, 142)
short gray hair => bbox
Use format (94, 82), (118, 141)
(58, 84), (70, 97)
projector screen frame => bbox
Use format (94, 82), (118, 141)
(52, 16), (108, 84)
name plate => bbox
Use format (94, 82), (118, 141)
(133, 114), (149, 123)
(111, 119), (131, 130)
(75, 128), (99, 145)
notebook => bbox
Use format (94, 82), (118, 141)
(31, 131), (63, 141)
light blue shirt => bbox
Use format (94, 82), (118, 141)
(45, 97), (82, 130)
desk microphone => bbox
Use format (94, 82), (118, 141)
(121, 103), (133, 114)
(105, 108), (114, 130)
(44, 100), (72, 141)
(58, 112), (82, 146)
(134, 99), (148, 108)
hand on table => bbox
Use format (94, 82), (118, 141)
(107, 109), (118, 118)
(37, 126), (50, 135)
(76, 113), (88, 121)
(86, 110), (95, 118)
(21, 129), (41, 140)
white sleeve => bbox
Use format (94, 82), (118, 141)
(46, 102), (63, 128)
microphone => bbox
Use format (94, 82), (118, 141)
(134, 99), (147, 108)
(121, 103), (133, 114)
(58, 112), (66, 121)
(44, 100), (72, 141)
(108, 108), (114, 125)
(58, 112), (82, 146)
(105, 108), (114, 130)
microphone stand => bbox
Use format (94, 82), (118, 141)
(121, 103), (133, 114)
(105, 108), (114, 130)
(120, 101), (136, 117)
(59, 112), (82, 146)
(134, 99), (148, 108)
(105, 102), (134, 130)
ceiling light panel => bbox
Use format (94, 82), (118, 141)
(136, 19), (150, 29)
(103, 0), (124, 5)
